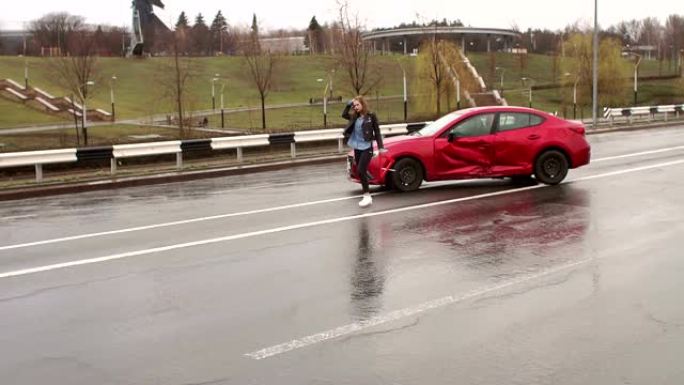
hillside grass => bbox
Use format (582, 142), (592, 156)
(0, 55), (415, 120)
(0, 98), (69, 128)
(0, 53), (682, 141)
(0, 123), (213, 152)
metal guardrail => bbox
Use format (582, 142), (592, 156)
(0, 122), (428, 183)
(603, 104), (684, 124)
(0, 148), (77, 182)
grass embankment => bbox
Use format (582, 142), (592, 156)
(0, 98), (69, 128)
(0, 124), (210, 152)
(0, 55), (414, 120)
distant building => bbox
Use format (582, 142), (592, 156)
(362, 26), (520, 55)
(0, 30), (29, 55)
(623, 45), (658, 60)
(259, 36), (308, 54)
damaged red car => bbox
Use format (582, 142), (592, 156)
(347, 106), (591, 191)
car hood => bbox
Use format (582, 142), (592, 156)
(383, 135), (417, 147)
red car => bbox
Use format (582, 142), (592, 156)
(347, 106), (591, 191)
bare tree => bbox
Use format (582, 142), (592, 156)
(615, 20), (643, 46)
(28, 12), (85, 56)
(50, 30), (99, 145)
(420, 36), (447, 115)
(95, 25), (129, 57)
(158, 28), (197, 135)
(665, 15), (684, 72)
(562, 33), (629, 108)
(242, 16), (278, 131)
(640, 17), (663, 62)
(336, 0), (380, 95)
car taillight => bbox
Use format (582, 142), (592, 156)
(568, 125), (586, 135)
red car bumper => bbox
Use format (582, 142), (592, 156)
(346, 153), (393, 185)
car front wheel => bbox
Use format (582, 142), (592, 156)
(534, 150), (569, 185)
(391, 158), (423, 192)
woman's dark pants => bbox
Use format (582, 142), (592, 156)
(354, 148), (373, 193)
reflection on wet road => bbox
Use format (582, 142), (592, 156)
(2, 125), (684, 385)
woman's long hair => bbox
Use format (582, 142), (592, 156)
(351, 95), (370, 118)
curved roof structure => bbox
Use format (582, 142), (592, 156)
(362, 26), (519, 41)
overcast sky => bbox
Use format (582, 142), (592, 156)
(0, 0), (679, 32)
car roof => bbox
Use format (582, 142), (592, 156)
(456, 106), (551, 115)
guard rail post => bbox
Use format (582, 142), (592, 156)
(35, 164), (43, 182)
(176, 152), (183, 170)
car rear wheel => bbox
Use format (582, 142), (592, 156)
(534, 150), (568, 185)
(391, 158), (423, 192)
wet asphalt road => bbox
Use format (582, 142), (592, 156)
(1, 126), (684, 385)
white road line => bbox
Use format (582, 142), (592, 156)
(591, 144), (684, 162)
(1, 145), (683, 252)
(246, 257), (593, 360)
(245, 194), (684, 360)
(0, 186), (540, 278)
(0, 194), (373, 251)
(0, 215), (37, 221)
(2, 158), (684, 280)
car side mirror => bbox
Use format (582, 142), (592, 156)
(447, 132), (458, 143)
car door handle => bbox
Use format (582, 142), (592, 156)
(527, 134), (541, 140)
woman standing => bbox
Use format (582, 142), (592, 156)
(342, 96), (385, 208)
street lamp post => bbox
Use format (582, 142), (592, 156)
(633, 54), (642, 106)
(572, 76), (579, 119)
(317, 78), (329, 128)
(220, 82), (226, 128)
(521, 77), (535, 108)
(211, 74), (219, 110)
(495, 66), (505, 96)
(456, 78), (461, 110)
(529, 85), (532, 108)
(79, 80), (95, 145)
(564, 73), (579, 119)
(402, 66), (408, 121)
(24, 59), (29, 89)
(329, 69), (335, 99)
(592, 0), (598, 128)
(110, 75), (117, 121)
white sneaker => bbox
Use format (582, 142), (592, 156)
(358, 193), (372, 208)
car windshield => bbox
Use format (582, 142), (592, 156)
(412, 111), (466, 137)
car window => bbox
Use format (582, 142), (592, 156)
(449, 113), (495, 137)
(497, 113), (544, 132)
(414, 111), (466, 136)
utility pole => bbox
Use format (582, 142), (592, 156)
(592, 0), (599, 128)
